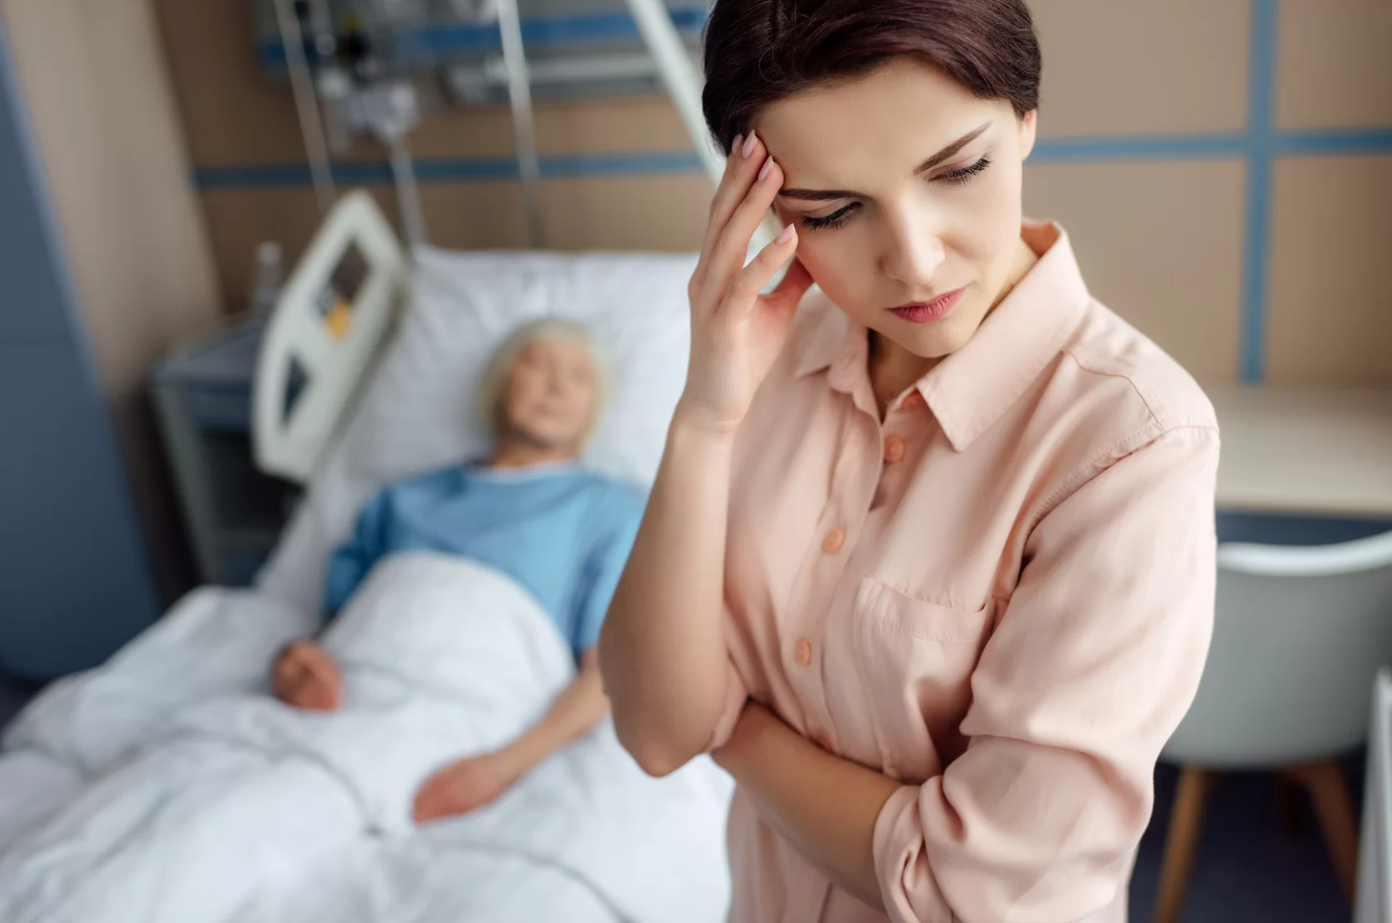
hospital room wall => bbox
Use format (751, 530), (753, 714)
(157, 0), (1392, 387)
(0, 0), (224, 601)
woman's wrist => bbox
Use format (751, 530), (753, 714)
(670, 399), (743, 449)
(496, 736), (544, 780)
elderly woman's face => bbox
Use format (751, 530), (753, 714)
(502, 337), (597, 452)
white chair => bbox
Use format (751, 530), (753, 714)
(1154, 530), (1392, 923)
(1356, 669), (1392, 923)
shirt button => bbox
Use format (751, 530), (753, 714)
(883, 435), (906, 464)
(794, 638), (813, 666)
(822, 528), (846, 554)
(902, 391), (925, 410)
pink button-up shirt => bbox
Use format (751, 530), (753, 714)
(711, 222), (1219, 923)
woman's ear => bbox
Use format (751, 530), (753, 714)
(1018, 110), (1038, 162)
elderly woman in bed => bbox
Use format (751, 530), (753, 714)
(271, 319), (643, 824)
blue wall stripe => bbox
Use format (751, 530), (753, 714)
(194, 150), (708, 188)
(193, 128), (1392, 191)
(1239, 0), (1279, 383)
(1241, 154), (1273, 384)
(1031, 133), (1250, 163)
(1273, 127), (1392, 156)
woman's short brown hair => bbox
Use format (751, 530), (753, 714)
(701, 0), (1041, 154)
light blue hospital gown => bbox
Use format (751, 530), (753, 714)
(325, 462), (644, 658)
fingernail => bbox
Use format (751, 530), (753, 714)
(758, 157), (774, 183)
(776, 223), (795, 244)
(730, 134), (743, 157)
(741, 131), (758, 159)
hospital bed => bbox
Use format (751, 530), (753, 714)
(0, 190), (733, 923)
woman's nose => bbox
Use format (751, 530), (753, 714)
(882, 219), (946, 290)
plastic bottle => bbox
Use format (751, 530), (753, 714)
(249, 241), (285, 321)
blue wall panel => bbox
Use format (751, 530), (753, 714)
(0, 12), (160, 678)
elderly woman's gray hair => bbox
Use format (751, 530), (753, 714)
(475, 318), (611, 443)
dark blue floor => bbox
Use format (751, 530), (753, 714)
(0, 671), (39, 730)
(1130, 759), (1361, 922)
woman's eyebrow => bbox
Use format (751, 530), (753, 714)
(777, 121), (993, 203)
(916, 122), (991, 172)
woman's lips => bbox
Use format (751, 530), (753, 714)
(888, 287), (967, 324)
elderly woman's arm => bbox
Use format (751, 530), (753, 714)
(413, 649), (610, 822)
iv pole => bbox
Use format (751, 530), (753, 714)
(495, 0), (545, 248)
(270, 0), (337, 217)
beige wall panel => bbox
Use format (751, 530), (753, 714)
(1024, 159), (1246, 383)
(1267, 155), (1392, 384)
(203, 186), (380, 311)
(1277, 0), (1392, 130)
(1031, 0), (1249, 137)
(2, 0), (223, 392)
(540, 175), (708, 251)
(412, 95), (693, 159)
(205, 174), (707, 308)
(532, 95), (693, 154)
(152, 0), (312, 166)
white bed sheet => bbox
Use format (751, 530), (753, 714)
(0, 558), (733, 923)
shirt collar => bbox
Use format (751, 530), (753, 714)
(791, 221), (1091, 451)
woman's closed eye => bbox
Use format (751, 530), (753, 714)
(935, 155), (992, 186)
(797, 156), (994, 232)
(800, 202), (859, 232)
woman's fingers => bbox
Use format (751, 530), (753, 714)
(705, 132), (765, 250)
(691, 133), (767, 302)
(726, 222), (800, 317)
(763, 256), (815, 319)
(700, 155), (784, 306)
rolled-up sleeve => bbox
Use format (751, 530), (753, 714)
(874, 425), (1219, 923)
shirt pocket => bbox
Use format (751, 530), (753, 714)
(851, 578), (995, 783)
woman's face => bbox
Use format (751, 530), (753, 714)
(758, 57), (1037, 360)
(501, 337), (597, 453)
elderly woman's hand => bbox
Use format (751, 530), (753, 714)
(271, 640), (343, 711)
(412, 750), (526, 824)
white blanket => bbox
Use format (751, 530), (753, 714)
(0, 554), (733, 923)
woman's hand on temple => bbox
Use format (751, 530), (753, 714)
(679, 132), (814, 438)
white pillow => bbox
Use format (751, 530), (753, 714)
(257, 246), (696, 614)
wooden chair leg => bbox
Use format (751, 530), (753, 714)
(1287, 759), (1359, 906)
(1275, 774), (1308, 836)
(1153, 766), (1214, 923)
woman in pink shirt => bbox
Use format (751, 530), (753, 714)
(600, 2), (1219, 921)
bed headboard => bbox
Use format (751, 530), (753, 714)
(253, 191), (408, 483)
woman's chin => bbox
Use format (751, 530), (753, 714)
(511, 425), (584, 456)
